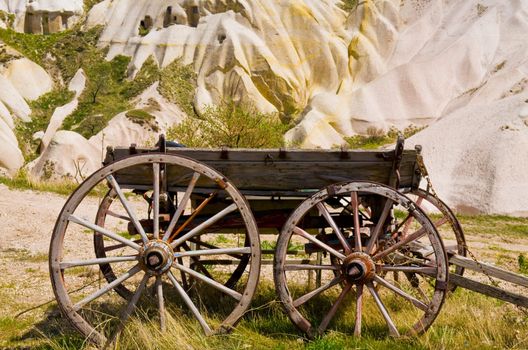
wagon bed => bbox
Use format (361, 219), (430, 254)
(104, 143), (420, 195)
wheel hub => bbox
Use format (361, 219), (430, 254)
(342, 252), (375, 283)
(140, 240), (174, 275)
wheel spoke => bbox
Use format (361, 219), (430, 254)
(106, 175), (149, 245)
(293, 227), (346, 260)
(316, 202), (352, 254)
(351, 191), (362, 252)
(72, 264), (142, 311)
(69, 215), (141, 251)
(354, 284), (363, 337)
(156, 276), (166, 332)
(380, 265), (436, 276)
(175, 247), (251, 258)
(373, 226), (427, 261)
(173, 262), (242, 300)
(366, 282), (400, 337)
(433, 216), (448, 228)
(60, 255), (138, 269)
(105, 273), (149, 348)
(402, 196), (423, 236)
(153, 163), (160, 240)
(284, 264), (339, 271)
(318, 283), (352, 333)
(293, 276), (342, 307)
(181, 242), (215, 280)
(103, 239), (143, 252)
(106, 210), (131, 221)
(163, 172), (200, 241)
(366, 199), (393, 254)
(167, 271), (212, 335)
(171, 203), (238, 248)
(374, 275), (428, 311)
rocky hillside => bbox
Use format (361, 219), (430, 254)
(0, 0), (527, 216)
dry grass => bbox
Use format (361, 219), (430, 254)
(0, 200), (527, 349)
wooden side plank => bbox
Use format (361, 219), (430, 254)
(449, 273), (528, 308)
(110, 147), (419, 163)
(112, 159), (418, 190)
(449, 254), (528, 288)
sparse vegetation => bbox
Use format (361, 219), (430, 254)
(15, 88), (75, 161)
(340, 0), (366, 12)
(518, 254), (528, 275)
(344, 125), (426, 150)
(0, 10), (15, 29)
(167, 100), (290, 148)
(1, 27), (166, 144)
(0, 169), (106, 196)
(125, 109), (159, 132)
(158, 59), (197, 118)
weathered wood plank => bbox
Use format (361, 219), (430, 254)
(449, 273), (528, 307)
(110, 147), (418, 163)
(112, 160), (417, 191)
(449, 254), (528, 288)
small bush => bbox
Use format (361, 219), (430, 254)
(519, 254), (528, 275)
(167, 101), (289, 148)
(340, 0), (365, 12)
(158, 59), (197, 118)
(125, 109), (159, 132)
(345, 124), (426, 150)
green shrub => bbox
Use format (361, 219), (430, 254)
(167, 101), (288, 148)
(15, 88), (75, 160)
(158, 59), (197, 117)
(344, 124), (426, 150)
(0, 11), (15, 28)
(340, 0), (365, 12)
(167, 101), (289, 148)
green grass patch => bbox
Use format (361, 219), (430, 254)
(125, 109), (159, 132)
(0, 169), (107, 196)
(457, 214), (528, 239)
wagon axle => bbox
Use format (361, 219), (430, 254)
(140, 241), (174, 275)
(342, 252), (375, 283)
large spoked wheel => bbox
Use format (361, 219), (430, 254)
(274, 181), (448, 338)
(404, 188), (467, 287)
(49, 154), (261, 346)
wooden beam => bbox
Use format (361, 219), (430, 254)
(449, 254), (528, 288)
(449, 273), (528, 308)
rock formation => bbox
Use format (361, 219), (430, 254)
(0, 0), (527, 215)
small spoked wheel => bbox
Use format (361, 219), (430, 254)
(49, 154), (260, 347)
(273, 181), (448, 338)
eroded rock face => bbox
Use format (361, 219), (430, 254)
(0, 0), (84, 33)
(3, 57), (53, 100)
(28, 130), (100, 182)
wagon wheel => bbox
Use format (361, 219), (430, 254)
(403, 188), (467, 289)
(50, 153), (261, 346)
(274, 181), (448, 338)
(93, 191), (250, 296)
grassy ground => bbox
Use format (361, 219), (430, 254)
(0, 212), (527, 350)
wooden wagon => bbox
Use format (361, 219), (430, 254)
(48, 136), (528, 347)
